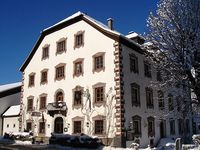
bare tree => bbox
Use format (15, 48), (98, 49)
(145, 0), (200, 104)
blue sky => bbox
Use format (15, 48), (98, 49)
(0, 0), (158, 85)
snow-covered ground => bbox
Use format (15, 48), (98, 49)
(0, 135), (199, 150)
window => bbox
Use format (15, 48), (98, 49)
(7, 124), (9, 128)
(73, 121), (82, 134)
(74, 31), (84, 48)
(40, 96), (46, 109)
(168, 94), (174, 111)
(186, 119), (190, 133)
(129, 54), (138, 73)
(74, 90), (82, 106)
(41, 70), (48, 84)
(94, 55), (104, 70)
(131, 83), (140, 107)
(42, 46), (49, 59)
(56, 91), (64, 102)
(144, 61), (151, 78)
(158, 91), (164, 110)
(146, 87), (154, 109)
(57, 40), (66, 53)
(170, 119), (175, 135)
(27, 98), (33, 111)
(176, 96), (181, 112)
(29, 74), (35, 87)
(132, 115), (141, 136)
(94, 87), (104, 103)
(39, 122), (45, 134)
(178, 119), (184, 135)
(26, 122), (32, 131)
(55, 65), (65, 80)
(157, 70), (162, 81)
(147, 117), (155, 137)
(74, 61), (83, 76)
(13, 124), (15, 128)
(94, 120), (104, 134)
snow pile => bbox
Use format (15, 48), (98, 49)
(192, 134), (200, 144)
(4, 131), (33, 141)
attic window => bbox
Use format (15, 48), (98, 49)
(74, 31), (84, 48)
(42, 46), (49, 60)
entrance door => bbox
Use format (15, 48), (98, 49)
(160, 120), (166, 138)
(54, 117), (63, 133)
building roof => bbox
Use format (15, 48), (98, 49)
(2, 105), (20, 117)
(0, 82), (21, 98)
(20, 11), (143, 72)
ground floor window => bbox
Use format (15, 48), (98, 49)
(147, 116), (155, 137)
(73, 121), (82, 134)
(170, 119), (175, 135)
(94, 120), (104, 134)
(39, 122), (45, 134)
(26, 122), (32, 131)
(132, 115), (141, 136)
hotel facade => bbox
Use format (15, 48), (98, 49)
(19, 12), (192, 147)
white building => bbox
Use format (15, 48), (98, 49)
(0, 82), (21, 135)
(2, 105), (20, 135)
(19, 11), (192, 147)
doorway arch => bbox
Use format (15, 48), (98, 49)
(54, 117), (63, 133)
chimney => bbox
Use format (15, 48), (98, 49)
(107, 18), (113, 30)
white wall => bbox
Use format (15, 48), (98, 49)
(22, 20), (117, 138)
(0, 93), (20, 135)
(3, 116), (19, 135)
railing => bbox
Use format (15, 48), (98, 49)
(46, 101), (67, 117)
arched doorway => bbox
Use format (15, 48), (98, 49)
(54, 117), (63, 133)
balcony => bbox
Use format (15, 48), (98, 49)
(47, 101), (67, 117)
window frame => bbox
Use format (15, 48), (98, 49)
(168, 94), (174, 111)
(158, 90), (165, 110)
(129, 54), (139, 73)
(39, 121), (45, 134)
(27, 98), (33, 111)
(131, 83), (140, 107)
(56, 38), (66, 54)
(28, 73), (35, 87)
(40, 69), (48, 84)
(74, 31), (85, 48)
(42, 45), (49, 60)
(39, 95), (47, 110)
(132, 115), (142, 137)
(170, 119), (175, 135)
(92, 52), (105, 73)
(55, 64), (65, 80)
(144, 61), (152, 78)
(146, 87), (154, 109)
(147, 116), (155, 137)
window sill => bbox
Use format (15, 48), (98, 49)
(55, 77), (65, 81)
(93, 67), (105, 73)
(93, 101), (105, 107)
(73, 73), (83, 78)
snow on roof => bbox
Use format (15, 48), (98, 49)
(126, 32), (145, 40)
(2, 105), (20, 117)
(0, 82), (21, 93)
(43, 11), (121, 36)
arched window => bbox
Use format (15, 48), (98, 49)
(56, 91), (64, 102)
